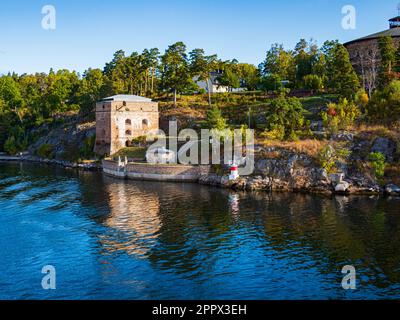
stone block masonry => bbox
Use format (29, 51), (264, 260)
(102, 159), (212, 182)
(94, 95), (159, 156)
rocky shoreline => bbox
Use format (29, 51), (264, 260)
(1, 151), (399, 197)
(198, 148), (400, 197)
(0, 155), (101, 171)
(199, 174), (399, 196)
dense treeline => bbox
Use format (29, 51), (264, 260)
(259, 39), (360, 99)
(0, 37), (399, 154)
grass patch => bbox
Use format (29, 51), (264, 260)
(300, 94), (339, 120)
(112, 147), (147, 160)
(258, 139), (330, 159)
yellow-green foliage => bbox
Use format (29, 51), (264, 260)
(260, 127), (285, 141)
(112, 147), (147, 160)
(321, 98), (360, 135)
(366, 80), (400, 123)
(318, 144), (350, 174)
(369, 152), (386, 181)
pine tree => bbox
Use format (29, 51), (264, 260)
(160, 42), (194, 107)
(205, 105), (227, 130)
(393, 43), (400, 73)
(326, 43), (360, 99)
(378, 36), (396, 88)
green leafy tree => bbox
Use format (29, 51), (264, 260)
(265, 96), (305, 140)
(235, 63), (260, 91)
(77, 68), (106, 115)
(45, 69), (80, 115)
(260, 43), (295, 83)
(0, 76), (23, 122)
(261, 74), (283, 91)
(216, 63), (241, 91)
(160, 42), (194, 106)
(303, 74), (324, 94)
(189, 48), (217, 106)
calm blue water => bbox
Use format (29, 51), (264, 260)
(1, 162), (400, 300)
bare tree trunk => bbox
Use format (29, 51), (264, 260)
(207, 78), (212, 107)
(145, 69), (148, 93)
(173, 88), (177, 107)
(151, 68), (155, 93)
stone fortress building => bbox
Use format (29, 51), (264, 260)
(344, 15), (400, 95)
(94, 95), (159, 156)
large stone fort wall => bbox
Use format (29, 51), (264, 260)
(102, 160), (212, 182)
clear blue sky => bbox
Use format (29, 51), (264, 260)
(0, 0), (398, 74)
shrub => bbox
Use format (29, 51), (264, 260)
(205, 106), (228, 131)
(321, 98), (360, 135)
(79, 135), (95, 159)
(260, 126), (285, 141)
(369, 152), (386, 181)
(303, 74), (324, 93)
(131, 135), (148, 146)
(265, 96), (305, 140)
(366, 80), (400, 123)
(4, 136), (18, 155)
(261, 74), (283, 91)
(355, 89), (369, 108)
(318, 144), (350, 174)
(37, 144), (54, 159)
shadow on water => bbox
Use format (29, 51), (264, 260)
(1, 161), (400, 299)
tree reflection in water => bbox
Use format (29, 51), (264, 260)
(2, 162), (400, 299)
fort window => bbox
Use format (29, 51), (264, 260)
(125, 130), (132, 136)
(125, 119), (132, 125)
(142, 119), (149, 129)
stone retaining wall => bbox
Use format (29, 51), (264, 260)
(102, 160), (212, 182)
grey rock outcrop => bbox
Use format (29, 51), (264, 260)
(371, 137), (397, 162)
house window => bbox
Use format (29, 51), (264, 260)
(142, 119), (149, 129)
(126, 130), (132, 136)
